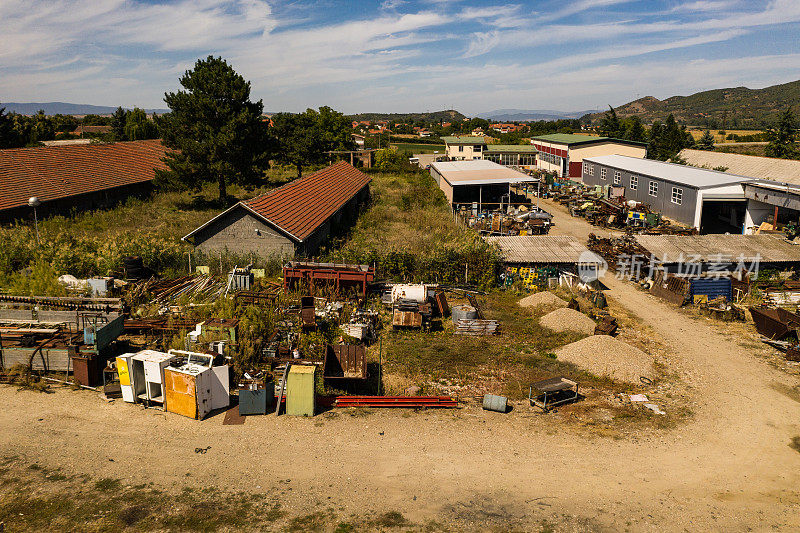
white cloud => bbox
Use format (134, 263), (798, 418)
(0, 0), (798, 114)
(539, 0), (635, 22)
(668, 1), (739, 13)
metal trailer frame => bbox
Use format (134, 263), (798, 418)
(282, 262), (374, 298)
(529, 377), (579, 411)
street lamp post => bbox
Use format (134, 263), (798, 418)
(28, 196), (41, 245)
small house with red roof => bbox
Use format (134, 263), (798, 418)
(182, 161), (371, 257)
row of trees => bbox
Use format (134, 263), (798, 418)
(598, 105), (800, 161)
(598, 106), (696, 161)
(0, 110), (80, 148)
(156, 56), (355, 203)
(0, 106), (160, 148)
(110, 107), (159, 141)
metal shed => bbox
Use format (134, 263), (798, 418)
(485, 235), (604, 265)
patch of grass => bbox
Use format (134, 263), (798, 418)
(790, 436), (800, 453)
(371, 510), (410, 528)
(325, 170), (501, 289)
(382, 290), (615, 400)
(0, 167), (296, 289)
(289, 510), (334, 532)
(94, 477), (122, 492)
(0, 458), (287, 532)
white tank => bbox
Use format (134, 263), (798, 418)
(391, 284), (428, 303)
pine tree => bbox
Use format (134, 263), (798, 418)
(156, 56), (271, 204)
(765, 108), (798, 159)
(599, 105), (622, 138)
(697, 129), (715, 150)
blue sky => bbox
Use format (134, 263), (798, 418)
(2, 1), (799, 115)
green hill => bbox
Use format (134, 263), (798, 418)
(584, 79), (800, 128)
(348, 109), (465, 124)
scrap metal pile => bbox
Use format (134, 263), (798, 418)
(555, 187), (695, 234)
(462, 205), (553, 236)
(587, 233), (650, 274)
(126, 274), (227, 310)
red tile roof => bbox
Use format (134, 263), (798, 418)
(242, 160), (370, 241)
(0, 139), (168, 213)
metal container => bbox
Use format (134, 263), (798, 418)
(71, 354), (98, 387)
(131, 349), (177, 406)
(286, 365), (316, 416)
(451, 305), (478, 323)
(116, 353), (144, 403)
(689, 277), (732, 302)
(482, 394), (508, 413)
(164, 350), (230, 420)
(391, 284), (428, 303)
(239, 381), (274, 416)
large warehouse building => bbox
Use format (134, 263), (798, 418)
(183, 161), (371, 257)
(531, 134), (647, 179)
(0, 139), (167, 222)
(582, 155), (753, 233)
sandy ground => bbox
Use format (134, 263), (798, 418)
(3, 200), (800, 531)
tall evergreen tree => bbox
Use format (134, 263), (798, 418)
(623, 116), (647, 143)
(156, 56), (271, 204)
(648, 114), (694, 160)
(697, 129), (715, 150)
(110, 106), (129, 141)
(0, 106), (22, 148)
(765, 108), (798, 159)
(599, 105), (622, 138)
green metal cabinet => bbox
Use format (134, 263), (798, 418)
(286, 365), (316, 416)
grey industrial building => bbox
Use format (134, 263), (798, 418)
(581, 155), (753, 233)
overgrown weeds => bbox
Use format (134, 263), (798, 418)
(324, 170), (502, 289)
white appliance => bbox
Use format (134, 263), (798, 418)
(131, 349), (177, 407)
(164, 350), (229, 420)
(116, 352), (144, 403)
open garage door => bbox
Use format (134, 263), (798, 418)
(700, 199), (746, 234)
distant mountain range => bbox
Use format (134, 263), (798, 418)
(584, 79), (800, 127)
(0, 102), (170, 115)
(347, 109), (466, 123)
(477, 108), (601, 122)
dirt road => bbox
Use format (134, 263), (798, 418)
(2, 202), (800, 531)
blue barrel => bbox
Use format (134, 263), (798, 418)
(482, 394), (508, 413)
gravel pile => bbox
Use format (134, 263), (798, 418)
(519, 292), (567, 310)
(539, 308), (596, 335)
(555, 335), (654, 384)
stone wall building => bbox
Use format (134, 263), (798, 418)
(183, 161), (371, 258)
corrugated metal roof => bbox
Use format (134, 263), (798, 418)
(485, 235), (604, 264)
(483, 144), (539, 153)
(635, 234), (800, 263)
(185, 161), (371, 243)
(441, 136), (487, 144)
(0, 139), (167, 212)
(679, 149), (800, 185)
(532, 134), (647, 147)
(584, 154), (753, 188)
(430, 160), (538, 185)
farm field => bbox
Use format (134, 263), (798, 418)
(390, 142), (446, 153)
(687, 128), (765, 143)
